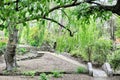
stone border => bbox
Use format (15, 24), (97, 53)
(87, 62), (93, 76)
(102, 62), (113, 77)
(17, 53), (44, 61)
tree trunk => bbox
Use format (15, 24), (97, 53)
(4, 28), (18, 71)
(88, 47), (91, 62)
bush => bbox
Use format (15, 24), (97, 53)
(108, 50), (120, 71)
(92, 38), (112, 65)
(0, 41), (6, 48)
(39, 73), (49, 80)
(20, 25), (45, 47)
(76, 66), (87, 73)
(28, 26), (44, 46)
(0, 42), (6, 55)
(51, 70), (63, 78)
(17, 48), (27, 55)
(22, 71), (36, 78)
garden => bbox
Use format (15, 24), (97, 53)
(0, 0), (120, 80)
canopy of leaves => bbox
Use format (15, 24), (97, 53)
(0, 0), (119, 35)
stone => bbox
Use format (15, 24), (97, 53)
(93, 69), (107, 77)
(102, 62), (113, 77)
(87, 62), (93, 76)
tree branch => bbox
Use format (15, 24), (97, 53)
(43, 17), (74, 37)
(43, 1), (84, 17)
(16, 0), (120, 37)
(72, 0), (78, 4)
(4, 1), (16, 5)
(16, 0), (19, 11)
(17, 15), (74, 37)
(90, 1), (120, 15)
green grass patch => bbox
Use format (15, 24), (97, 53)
(76, 66), (87, 73)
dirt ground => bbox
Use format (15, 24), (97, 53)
(0, 74), (119, 80)
(0, 53), (81, 73)
(0, 52), (119, 80)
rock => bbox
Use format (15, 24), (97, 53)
(87, 62), (93, 76)
(37, 53), (44, 57)
(93, 69), (107, 77)
(102, 62), (113, 77)
(39, 42), (54, 52)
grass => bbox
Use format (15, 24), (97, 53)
(39, 73), (49, 80)
(17, 48), (28, 55)
(76, 66), (87, 74)
(22, 70), (36, 78)
(51, 70), (63, 78)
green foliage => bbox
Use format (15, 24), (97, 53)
(39, 73), (49, 80)
(20, 22), (45, 47)
(17, 48), (27, 55)
(3, 67), (18, 74)
(51, 70), (63, 78)
(108, 50), (120, 70)
(3, 70), (10, 75)
(115, 16), (120, 38)
(0, 42), (6, 55)
(56, 35), (75, 52)
(22, 71), (36, 77)
(28, 26), (40, 46)
(52, 14), (112, 65)
(92, 38), (112, 65)
(76, 66), (87, 73)
(0, 41), (6, 48)
(76, 3), (112, 23)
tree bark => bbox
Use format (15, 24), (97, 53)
(4, 28), (18, 71)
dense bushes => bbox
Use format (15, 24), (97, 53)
(0, 41), (6, 55)
(108, 50), (120, 70)
(44, 16), (112, 65)
(92, 38), (112, 65)
(20, 25), (45, 47)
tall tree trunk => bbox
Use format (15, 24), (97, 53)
(4, 28), (18, 71)
(109, 16), (116, 51)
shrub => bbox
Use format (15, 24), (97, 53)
(76, 66), (87, 73)
(20, 25), (45, 47)
(39, 73), (49, 80)
(92, 38), (112, 65)
(0, 41), (6, 48)
(108, 50), (120, 71)
(17, 48), (27, 55)
(51, 70), (63, 78)
(0, 42), (6, 55)
(22, 71), (36, 77)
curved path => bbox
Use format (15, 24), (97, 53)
(0, 51), (119, 80)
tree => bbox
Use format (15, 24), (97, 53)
(0, 0), (120, 71)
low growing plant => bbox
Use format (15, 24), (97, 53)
(108, 50), (120, 71)
(17, 48), (27, 55)
(0, 42), (6, 56)
(39, 73), (49, 80)
(51, 70), (63, 78)
(76, 66), (87, 73)
(22, 71), (36, 77)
